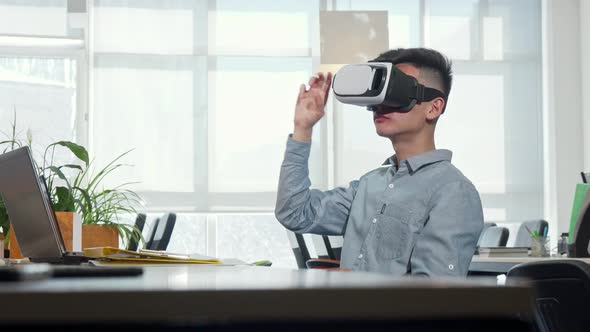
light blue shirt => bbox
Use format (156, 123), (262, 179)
(275, 136), (484, 277)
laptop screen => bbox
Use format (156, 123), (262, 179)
(0, 146), (66, 262)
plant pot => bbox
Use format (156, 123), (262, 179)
(9, 212), (119, 259)
(81, 224), (119, 249)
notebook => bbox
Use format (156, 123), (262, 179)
(0, 146), (88, 264)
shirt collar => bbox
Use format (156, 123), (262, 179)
(382, 149), (452, 174)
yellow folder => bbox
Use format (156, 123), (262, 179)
(83, 247), (222, 264)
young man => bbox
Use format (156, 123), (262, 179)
(275, 48), (484, 277)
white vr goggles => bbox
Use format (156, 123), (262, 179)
(332, 62), (446, 112)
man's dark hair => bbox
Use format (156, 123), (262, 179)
(372, 48), (453, 99)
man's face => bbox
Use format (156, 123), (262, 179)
(372, 63), (431, 139)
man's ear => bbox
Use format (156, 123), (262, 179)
(426, 97), (445, 121)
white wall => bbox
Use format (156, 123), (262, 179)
(582, 1), (590, 171)
(544, 0), (588, 244)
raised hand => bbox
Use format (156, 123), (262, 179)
(293, 72), (332, 142)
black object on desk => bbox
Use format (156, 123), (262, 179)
(50, 264), (143, 278)
(0, 263), (143, 281)
(0, 264), (52, 281)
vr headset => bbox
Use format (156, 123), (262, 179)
(332, 62), (446, 113)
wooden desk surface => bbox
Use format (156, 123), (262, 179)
(0, 264), (534, 325)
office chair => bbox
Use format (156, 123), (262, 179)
(477, 222), (497, 247)
(303, 235), (342, 269)
(478, 226), (509, 247)
(506, 260), (590, 332)
(126, 213), (146, 251)
(323, 235), (343, 261)
(513, 220), (549, 248)
(286, 230), (312, 269)
(145, 212), (176, 251)
(285, 231), (341, 269)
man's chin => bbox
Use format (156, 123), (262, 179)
(375, 128), (395, 138)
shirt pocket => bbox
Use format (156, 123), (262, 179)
(376, 205), (412, 260)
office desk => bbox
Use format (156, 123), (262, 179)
(469, 255), (590, 275)
(0, 264), (535, 331)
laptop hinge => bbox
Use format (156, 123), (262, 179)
(62, 252), (90, 265)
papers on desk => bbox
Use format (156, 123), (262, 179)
(477, 247), (529, 258)
(83, 247), (223, 265)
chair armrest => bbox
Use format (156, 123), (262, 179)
(305, 258), (342, 270)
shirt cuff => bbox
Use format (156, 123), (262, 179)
(285, 134), (311, 163)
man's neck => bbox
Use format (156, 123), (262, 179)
(390, 134), (436, 165)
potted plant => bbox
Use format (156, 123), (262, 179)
(1, 113), (144, 256)
(42, 141), (145, 249)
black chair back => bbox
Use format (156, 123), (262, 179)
(145, 213), (176, 251)
(506, 260), (590, 332)
(126, 213), (146, 251)
(322, 235), (343, 261)
(479, 226), (509, 247)
(286, 231), (311, 269)
(477, 222), (497, 247)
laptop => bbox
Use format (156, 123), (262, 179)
(0, 146), (88, 264)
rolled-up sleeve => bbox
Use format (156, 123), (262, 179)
(410, 180), (484, 277)
(274, 136), (358, 235)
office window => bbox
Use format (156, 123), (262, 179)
(208, 57), (312, 194)
(0, 0), (67, 37)
(0, 57), (77, 160)
(92, 55), (198, 193)
(92, 0), (324, 213)
(0, 1), (82, 167)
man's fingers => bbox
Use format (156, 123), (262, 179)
(308, 75), (318, 87)
(298, 84), (306, 100)
(324, 72), (332, 95)
(302, 72), (331, 105)
(317, 72), (324, 83)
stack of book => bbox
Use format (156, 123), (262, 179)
(477, 247), (529, 258)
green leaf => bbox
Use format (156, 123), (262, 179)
(73, 186), (93, 223)
(49, 141), (89, 166)
(48, 166), (68, 182)
(60, 164), (84, 172)
(53, 186), (75, 212)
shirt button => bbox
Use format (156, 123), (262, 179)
(372, 218), (377, 224)
(448, 264), (454, 270)
(358, 254), (364, 259)
(388, 183), (394, 189)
